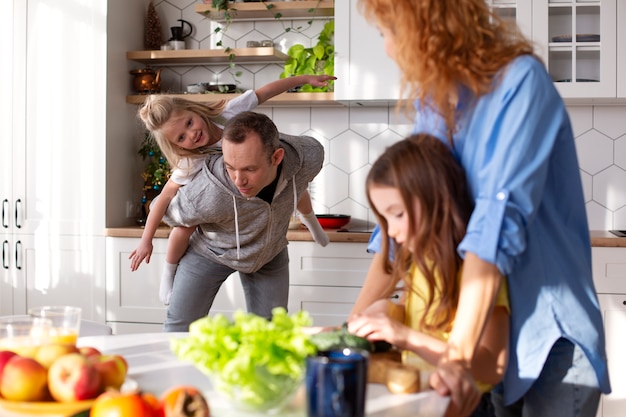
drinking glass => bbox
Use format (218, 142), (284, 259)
(28, 306), (81, 346)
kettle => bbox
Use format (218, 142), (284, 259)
(169, 19), (193, 50)
(130, 67), (162, 94)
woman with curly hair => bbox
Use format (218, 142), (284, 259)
(348, 1), (610, 416)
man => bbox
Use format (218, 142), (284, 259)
(161, 111), (324, 331)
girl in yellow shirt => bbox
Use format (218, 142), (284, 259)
(349, 134), (509, 417)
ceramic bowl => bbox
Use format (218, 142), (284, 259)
(316, 214), (351, 229)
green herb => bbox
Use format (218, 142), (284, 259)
(171, 308), (317, 409)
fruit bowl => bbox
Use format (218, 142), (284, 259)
(0, 397), (94, 416)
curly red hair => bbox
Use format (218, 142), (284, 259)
(358, 0), (535, 140)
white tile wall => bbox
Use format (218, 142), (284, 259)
(149, 1), (626, 230)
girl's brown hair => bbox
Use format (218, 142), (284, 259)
(366, 134), (473, 332)
(358, 0), (535, 141)
(138, 96), (228, 171)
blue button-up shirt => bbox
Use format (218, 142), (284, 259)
(368, 55), (610, 404)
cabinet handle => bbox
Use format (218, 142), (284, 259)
(2, 199), (8, 228)
(15, 240), (21, 270)
(15, 199), (21, 229)
(2, 240), (9, 269)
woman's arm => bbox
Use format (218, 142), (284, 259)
(129, 180), (181, 271)
(254, 75), (336, 104)
(429, 252), (502, 416)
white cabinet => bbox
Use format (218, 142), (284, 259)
(592, 247), (626, 417)
(0, 0), (106, 321)
(334, 0), (531, 104)
(335, 0), (622, 103)
(533, 0), (617, 99)
(106, 238), (374, 331)
(105, 237), (248, 334)
(334, 0), (401, 103)
(287, 241), (373, 326)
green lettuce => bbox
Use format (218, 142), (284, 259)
(170, 307), (317, 410)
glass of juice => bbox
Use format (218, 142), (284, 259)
(28, 306), (81, 346)
(0, 316), (52, 357)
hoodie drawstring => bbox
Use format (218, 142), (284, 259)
(292, 178), (298, 219)
(232, 196), (241, 259)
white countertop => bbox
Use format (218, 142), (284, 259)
(73, 332), (449, 417)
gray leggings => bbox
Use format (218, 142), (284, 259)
(163, 247), (290, 332)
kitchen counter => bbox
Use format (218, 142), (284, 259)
(105, 226), (373, 243)
(105, 227), (626, 247)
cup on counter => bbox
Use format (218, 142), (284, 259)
(28, 306), (81, 346)
(305, 348), (369, 417)
(0, 316), (52, 357)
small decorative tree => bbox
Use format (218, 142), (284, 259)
(136, 132), (170, 225)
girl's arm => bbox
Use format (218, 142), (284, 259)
(129, 180), (181, 271)
(254, 75), (336, 104)
(350, 252), (395, 315)
(349, 290), (508, 385)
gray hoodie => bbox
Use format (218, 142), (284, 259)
(162, 133), (324, 274)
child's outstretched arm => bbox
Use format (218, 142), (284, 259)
(129, 179), (181, 271)
(254, 74), (337, 104)
(296, 189), (329, 247)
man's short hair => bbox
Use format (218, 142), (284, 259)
(222, 111), (280, 160)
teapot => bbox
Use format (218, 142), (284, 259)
(130, 67), (162, 94)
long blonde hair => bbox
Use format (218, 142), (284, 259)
(358, 0), (535, 141)
(138, 96), (227, 170)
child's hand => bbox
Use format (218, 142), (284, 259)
(129, 241), (153, 271)
(305, 74), (337, 87)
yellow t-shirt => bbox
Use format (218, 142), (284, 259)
(402, 263), (510, 392)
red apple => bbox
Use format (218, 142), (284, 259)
(34, 343), (80, 369)
(0, 355), (48, 401)
(93, 354), (128, 390)
(48, 352), (102, 402)
(0, 350), (18, 380)
(78, 345), (102, 359)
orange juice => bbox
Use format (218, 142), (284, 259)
(49, 331), (78, 346)
(0, 336), (43, 358)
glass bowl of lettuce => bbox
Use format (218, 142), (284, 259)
(171, 308), (317, 413)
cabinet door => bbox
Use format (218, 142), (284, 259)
(16, 0), (107, 236)
(334, 0), (402, 103)
(591, 247), (626, 294)
(106, 237), (247, 329)
(618, 0), (626, 98)
(289, 285), (363, 327)
(287, 241), (373, 325)
(597, 294), (626, 417)
(533, 0), (617, 98)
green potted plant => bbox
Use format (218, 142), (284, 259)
(279, 20), (334, 92)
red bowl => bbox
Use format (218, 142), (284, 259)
(316, 214), (351, 229)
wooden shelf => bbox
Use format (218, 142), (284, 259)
(127, 47), (288, 65)
(126, 92), (342, 107)
(195, 1), (334, 21)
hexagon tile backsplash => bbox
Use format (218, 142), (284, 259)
(151, 1), (626, 231)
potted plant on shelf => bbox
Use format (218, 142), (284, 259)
(279, 20), (334, 92)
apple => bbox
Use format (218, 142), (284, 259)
(48, 352), (102, 402)
(34, 343), (80, 369)
(93, 354), (128, 390)
(0, 355), (48, 401)
(0, 350), (18, 379)
(78, 346), (102, 359)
